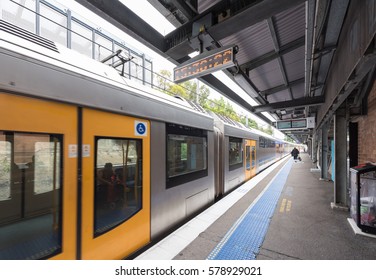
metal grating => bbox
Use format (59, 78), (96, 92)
(220, 21), (275, 65)
(273, 3), (306, 46)
(267, 89), (291, 103)
(282, 46), (305, 82)
(249, 59), (285, 91)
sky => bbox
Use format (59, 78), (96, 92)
(54, 0), (283, 138)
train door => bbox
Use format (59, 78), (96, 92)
(244, 139), (257, 180)
(81, 108), (150, 259)
(0, 93), (77, 259)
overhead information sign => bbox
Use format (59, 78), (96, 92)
(276, 118), (308, 130)
(173, 45), (237, 83)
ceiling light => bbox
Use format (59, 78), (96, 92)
(188, 51), (200, 58)
(233, 73), (259, 98)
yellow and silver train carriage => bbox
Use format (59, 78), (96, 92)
(0, 20), (294, 259)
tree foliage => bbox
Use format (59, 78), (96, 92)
(155, 70), (271, 133)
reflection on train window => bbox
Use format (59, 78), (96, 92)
(166, 123), (208, 188)
(167, 135), (207, 177)
(259, 136), (265, 148)
(229, 137), (243, 171)
(34, 141), (61, 194)
(0, 140), (11, 201)
(245, 146), (251, 170)
(0, 131), (62, 259)
(94, 138), (142, 236)
(251, 146), (256, 168)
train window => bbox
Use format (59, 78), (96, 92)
(166, 124), (208, 188)
(0, 131), (63, 259)
(0, 138), (11, 201)
(34, 141), (61, 194)
(251, 146), (256, 168)
(266, 139), (275, 148)
(259, 137), (265, 148)
(94, 138), (142, 236)
(229, 137), (243, 171)
(245, 146), (251, 171)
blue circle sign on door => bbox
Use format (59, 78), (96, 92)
(135, 121), (147, 136)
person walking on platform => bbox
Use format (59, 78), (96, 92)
(291, 147), (300, 160)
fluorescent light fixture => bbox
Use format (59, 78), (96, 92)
(233, 73), (259, 98)
(212, 72), (276, 123)
(188, 51), (200, 58)
(119, 0), (176, 35)
(262, 112), (276, 122)
(212, 71), (259, 107)
(280, 109), (287, 114)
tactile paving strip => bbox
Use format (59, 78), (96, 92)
(207, 159), (293, 260)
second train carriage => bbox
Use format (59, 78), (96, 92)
(0, 20), (295, 259)
(211, 113), (292, 198)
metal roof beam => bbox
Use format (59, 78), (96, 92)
(266, 17), (294, 100)
(148, 0), (197, 23)
(316, 0), (375, 130)
(241, 36), (305, 71)
(146, 0), (184, 27)
(260, 77), (305, 96)
(172, 0), (198, 20)
(252, 96), (325, 113)
(208, 0), (306, 40)
(186, 0), (198, 14)
(165, 0), (306, 60)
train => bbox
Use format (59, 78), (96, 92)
(0, 20), (297, 259)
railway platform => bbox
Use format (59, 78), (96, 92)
(136, 153), (376, 260)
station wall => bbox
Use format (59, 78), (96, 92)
(358, 81), (376, 164)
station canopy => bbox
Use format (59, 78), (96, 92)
(76, 0), (352, 143)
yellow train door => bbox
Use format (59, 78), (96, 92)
(0, 93), (77, 259)
(245, 139), (257, 180)
(81, 108), (150, 259)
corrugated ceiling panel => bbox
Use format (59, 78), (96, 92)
(291, 83), (305, 99)
(198, 0), (221, 13)
(282, 46), (305, 82)
(273, 3), (305, 46)
(249, 59), (284, 91)
(267, 89), (291, 103)
(220, 21), (274, 65)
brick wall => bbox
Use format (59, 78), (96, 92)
(358, 80), (376, 163)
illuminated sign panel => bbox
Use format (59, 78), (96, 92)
(276, 118), (308, 130)
(277, 121), (292, 129)
(291, 119), (307, 128)
(173, 45), (236, 83)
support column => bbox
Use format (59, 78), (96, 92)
(320, 122), (329, 180)
(333, 103), (348, 207)
(307, 137), (312, 157)
(312, 132), (317, 164)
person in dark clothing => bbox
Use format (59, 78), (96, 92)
(291, 147), (300, 160)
